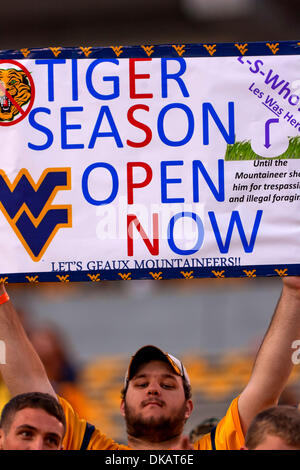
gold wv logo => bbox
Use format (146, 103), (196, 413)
(149, 272), (162, 280)
(243, 269), (256, 278)
(20, 48), (31, 57)
(56, 275), (69, 282)
(172, 45), (185, 56)
(235, 43), (248, 55)
(181, 271), (194, 280)
(25, 275), (39, 283)
(49, 47), (62, 57)
(118, 273), (131, 280)
(203, 44), (216, 56)
(141, 46), (154, 57)
(274, 268), (288, 277)
(80, 47), (93, 57)
(111, 46), (123, 57)
(266, 43), (279, 54)
(212, 270), (225, 278)
(87, 274), (101, 282)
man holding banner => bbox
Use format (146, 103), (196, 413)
(0, 277), (300, 450)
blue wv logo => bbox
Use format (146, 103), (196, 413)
(0, 168), (72, 261)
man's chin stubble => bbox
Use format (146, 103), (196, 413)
(124, 406), (186, 442)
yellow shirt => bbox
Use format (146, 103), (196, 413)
(59, 396), (129, 450)
(59, 395), (244, 450)
(194, 396), (244, 450)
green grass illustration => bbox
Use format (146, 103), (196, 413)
(225, 136), (300, 161)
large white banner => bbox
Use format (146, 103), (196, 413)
(0, 41), (300, 282)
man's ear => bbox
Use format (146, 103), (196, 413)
(185, 400), (193, 420)
(120, 399), (125, 417)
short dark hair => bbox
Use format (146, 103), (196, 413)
(0, 392), (66, 437)
(189, 417), (219, 443)
(245, 405), (300, 449)
(121, 376), (192, 401)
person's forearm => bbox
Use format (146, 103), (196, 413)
(249, 281), (300, 401)
(0, 284), (56, 397)
(239, 278), (300, 433)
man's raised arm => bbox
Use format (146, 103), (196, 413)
(0, 283), (56, 398)
(238, 276), (300, 434)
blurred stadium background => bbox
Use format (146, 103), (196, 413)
(1, 0), (300, 444)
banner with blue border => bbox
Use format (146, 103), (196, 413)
(0, 40), (300, 283)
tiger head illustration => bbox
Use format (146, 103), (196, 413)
(0, 68), (31, 122)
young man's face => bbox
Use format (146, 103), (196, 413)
(0, 407), (64, 450)
(120, 360), (193, 442)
